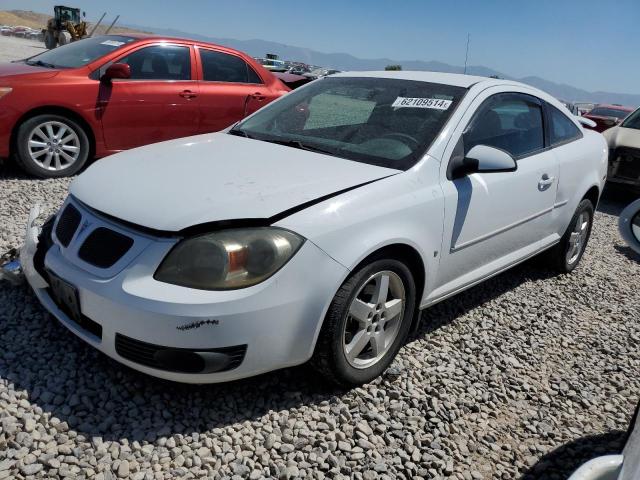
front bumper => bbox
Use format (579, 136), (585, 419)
(22, 204), (348, 383)
(608, 147), (640, 189)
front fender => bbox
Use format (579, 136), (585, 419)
(276, 163), (443, 304)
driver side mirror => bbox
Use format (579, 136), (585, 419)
(101, 63), (130, 82)
(619, 200), (640, 257)
(451, 144), (517, 178)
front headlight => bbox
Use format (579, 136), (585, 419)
(154, 227), (304, 290)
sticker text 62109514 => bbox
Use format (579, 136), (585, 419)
(392, 97), (452, 110)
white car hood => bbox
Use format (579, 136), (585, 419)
(71, 133), (399, 232)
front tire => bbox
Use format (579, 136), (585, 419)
(312, 258), (416, 387)
(44, 31), (57, 49)
(548, 199), (594, 273)
(15, 114), (90, 178)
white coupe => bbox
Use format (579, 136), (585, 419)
(21, 72), (608, 385)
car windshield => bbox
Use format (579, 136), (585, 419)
(24, 35), (137, 69)
(231, 76), (467, 170)
(588, 107), (630, 119)
(622, 108), (640, 130)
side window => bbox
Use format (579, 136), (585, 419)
(464, 93), (545, 158)
(200, 49), (263, 84)
(118, 45), (191, 80)
(548, 104), (582, 145)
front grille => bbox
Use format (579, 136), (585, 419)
(78, 227), (134, 268)
(115, 333), (247, 373)
(55, 204), (81, 247)
(611, 147), (640, 182)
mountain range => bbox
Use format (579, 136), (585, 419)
(123, 24), (639, 106)
(4, 10), (637, 106)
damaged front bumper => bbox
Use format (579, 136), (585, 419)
(1, 205), (49, 287)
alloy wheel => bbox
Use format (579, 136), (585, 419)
(342, 270), (406, 369)
(27, 121), (80, 171)
(566, 211), (590, 265)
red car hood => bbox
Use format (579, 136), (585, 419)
(0, 62), (61, 80)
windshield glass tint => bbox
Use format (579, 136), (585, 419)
(589, 107), (630, 119)
(26, 35), (136, 68)
(233, 77), (466, 170)
(622, 109), (640, 130)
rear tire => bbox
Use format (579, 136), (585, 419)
(312, 258), (416, 387)
(15, 114), (90, 178)
(547, 199), (594, 273)
(44, 31), (57, 49)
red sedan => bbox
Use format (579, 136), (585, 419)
(582, 104), (634, 133)
(0, 34), (289, 177)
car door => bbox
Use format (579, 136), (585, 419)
(98, 43), (200, 151)
(430, 90), (560, 299)
(195, 47), (272, 133)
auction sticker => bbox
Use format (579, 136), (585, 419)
(101, 40), (125, 47)
(392, 97), (452, 110)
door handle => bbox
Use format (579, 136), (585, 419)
(538, 174), (555, 191)
(179, 90), (197, 99)
(250, 92), (266, 101)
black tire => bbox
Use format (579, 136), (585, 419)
(312, 258), (417, 387)
(547, 199), (594, 273)
(44, 31), (57, 49)
(15, 114), (90, 178)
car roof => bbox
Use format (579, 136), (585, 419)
(106, 33), (240, 51)
(331, 70), (512, 88)
(592, 103), (634, 111)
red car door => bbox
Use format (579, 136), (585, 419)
(98, 43), (200, 151)
(195, 47), (273, 133)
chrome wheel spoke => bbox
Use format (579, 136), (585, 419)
(60, 134), (76, 145)
(369, 334), (381, 357)
(373, 274), (389, 305)
(349, 299), (373, 324)
(45, 123), (55, 139)
(56, 125), (67, 140)
(384, 298), (403, 321)
(345, 331), (370, 361)
(60, 144), (79, 153)
(28, 140), (47, 148)
(34, 127), (48, 141)
(59, 150), (75, 163)
(43, 152), (53, 168)
(31, 149), (48, 159)
(54, 153), (62, 170)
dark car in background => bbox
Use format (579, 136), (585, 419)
(0, 34), (289, 178)
(582, 104), (634, 132)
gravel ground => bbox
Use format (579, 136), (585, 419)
(0, 36), (45, 64)
(1, 159), (639, 480)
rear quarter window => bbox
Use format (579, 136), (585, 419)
(548, 104), (582, 146)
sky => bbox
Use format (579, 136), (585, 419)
(5, 0), (640, 94)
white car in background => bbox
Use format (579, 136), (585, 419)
(21, 72), (607, 386)
(569, 402), (640, 480)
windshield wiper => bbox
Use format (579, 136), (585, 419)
(26, 60), (57, 69)
(228, 128), (254, 139)
(264, 138), (338, 156)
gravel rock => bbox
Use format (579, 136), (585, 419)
(1, 165), (639, 480)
